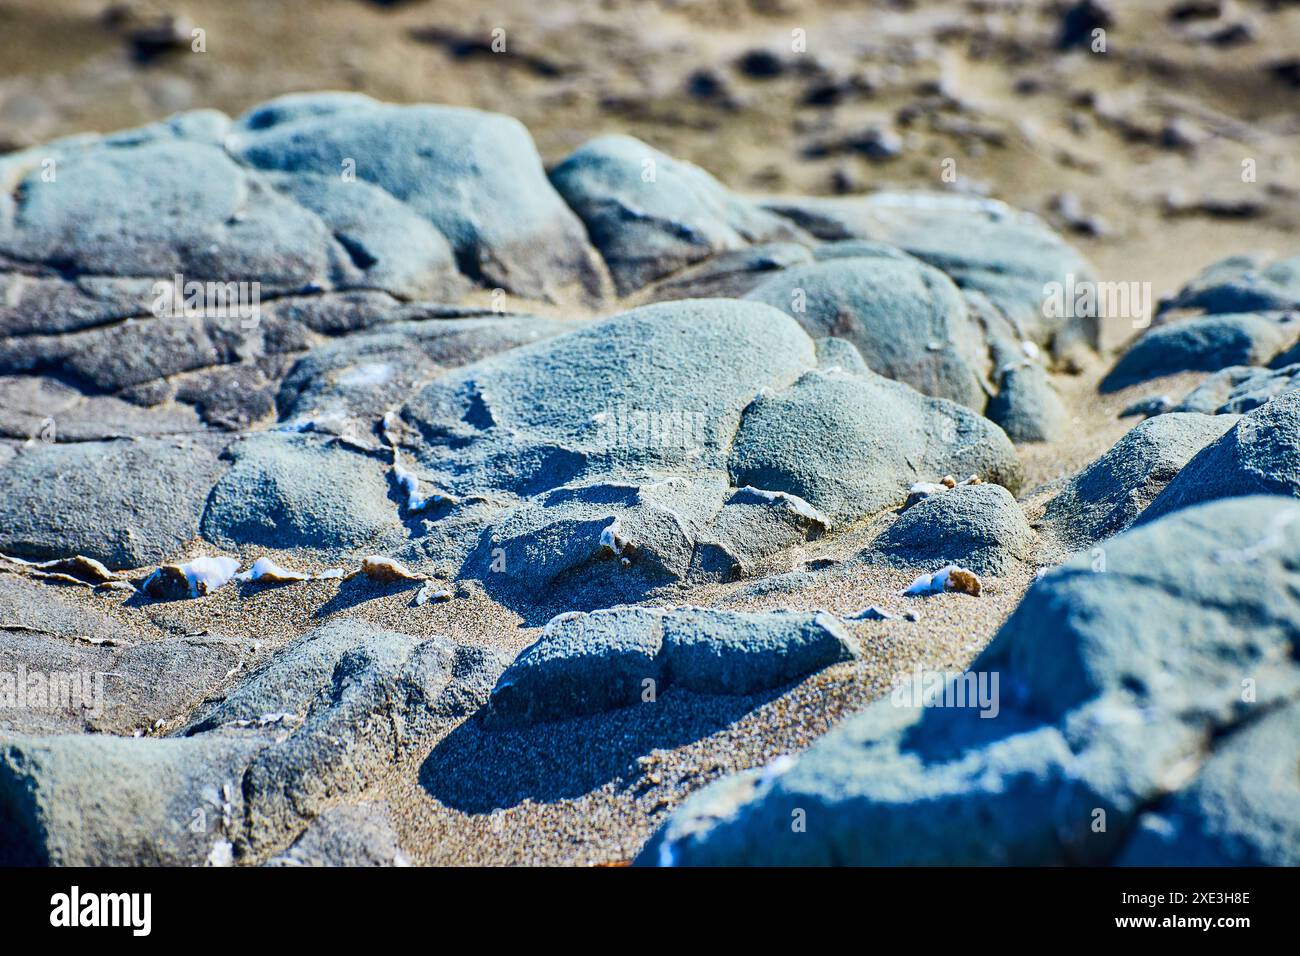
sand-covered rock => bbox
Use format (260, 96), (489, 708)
(1137, 389), (1300, 524)
(742, 255), (989, 409)
(641, 496), (1300, 865)
(485, 606), (858, 728)
(1102, 312), (1298, 391)
(0, 437), (227, 569)
(1158, 253), (1300, 316)
(184, 619), (504, 852)
(869, 483), (1034, 574)
(550, 134), (803, 295)
(266, 802), (409, 867)
(1042, 412), (1239, 548)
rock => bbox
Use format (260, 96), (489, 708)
(641, 496), (1300, 865)
(0, 628), (244, 735)
(484, 606), (858, 728)
(728, 367), (1021, 525)
(641, 243), (814, 302)
(184, 619), (505, 852)
(985, 360), (1069, 442)
(0, 575), (123, 644)
(742, 255), (990, 409)
(1171, 363), (1300, 415)
(761, 192), (1095, 355)
(266, 802), (409, 867)
(549, 135), (804, 295)
(1157, 253), (1300, 316)
(1137, 390), (1300, 524)
(1042, 412), (1238, 549)
(1116, 703), (1300, 866)
(0, 734), (267, 865)
(0, 438), (226, 569)
(1101, 312), (1298, 391)
(869, 483), (1034, 574)
(201, 432), (406, 557)
(230, 93), (611, 301)
(276, 315), (569, 425)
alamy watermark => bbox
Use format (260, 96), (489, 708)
(890, 667), (1000, 718)
(0, 664), (106, 718)
(151, 273), (261, 328)
(593, 406), (708, 454)
(1042, 272), (1153, 329)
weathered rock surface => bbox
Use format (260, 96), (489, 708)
(742, 255), (989, 409)
(1042, 412), (1239, 548)
(869, 483), (1034, 574)
(550, 134), (803, 295)
(762, 192), (1095, 354)
(0, 437), (226, 569)
(265, 801), (409, 867)
(1172, 363), (1300, 415)
(1102, 312), (1298, 391)
(641, 496), (1300, 865)
(1157, 253), (1300, 317)
(1137, 389), (1300, 524)
(485, 606), (858, 728)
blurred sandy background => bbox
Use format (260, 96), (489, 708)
(2, 0), (1298, 330)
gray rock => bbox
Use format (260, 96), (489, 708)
(0, 734), (266, 866)
(231, 93), (611, 301)
(985, 360), (1069, 443)
(1171, 363), (1300, 415)
(728, 367), (1021, 525)
(0, 626), (243, 736)
(0, 574), (123, 644)
(276, 315), (568, 425)
(1116, 702), (1300, 866)
(0, 437), (226, 569)
(641, 495), (1300, 865)
(201, 432), (405, 557)
(266, 802), (409, 867)
(485, 606), (858, 728)
(184, 619), (505, 852)
(870, 483), (1034, 574)
(1101, 312), (1298, 391)
(1137, 389), (1300, 524)
(762, 192), (1095, 354)
(1042, 412), (1239, 548)
(1158, 253), (1300, 316)
(742, 255), (990, 409)
(641, 243), (814, 302)
(550, 134), (803, 295)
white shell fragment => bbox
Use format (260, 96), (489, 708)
(414, 582), (453, 606)
(902, 564), (982, 597)
(142, 556), (240, 599)
(234, 557), (310, 584)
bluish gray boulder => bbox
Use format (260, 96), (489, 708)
(640, 496), (1300, 865)
(869, 483), (1034, 574)
(762, 191), (1095, 355)
(0, 437), (227, 569)
(230, 93), (611, 301)
(201, 432), (405, 557)
(550, 135), (804, 295)
(0, 734), (268, 866)
(485, 606), (858, 728)
(1157, 253), (1300, 316)
(1116, 703), (1300, 866)
(728, 367), (1021, 525)
(985, 360), (1069, 443)
(1101, 312), (1298, 391)
(641, 243), (815, 302)
(742, 256), (989, 409)
(1042, 412), (1239, 548)
(1137, 389), (1300, 524)
(1171, 363), (1300, 415)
